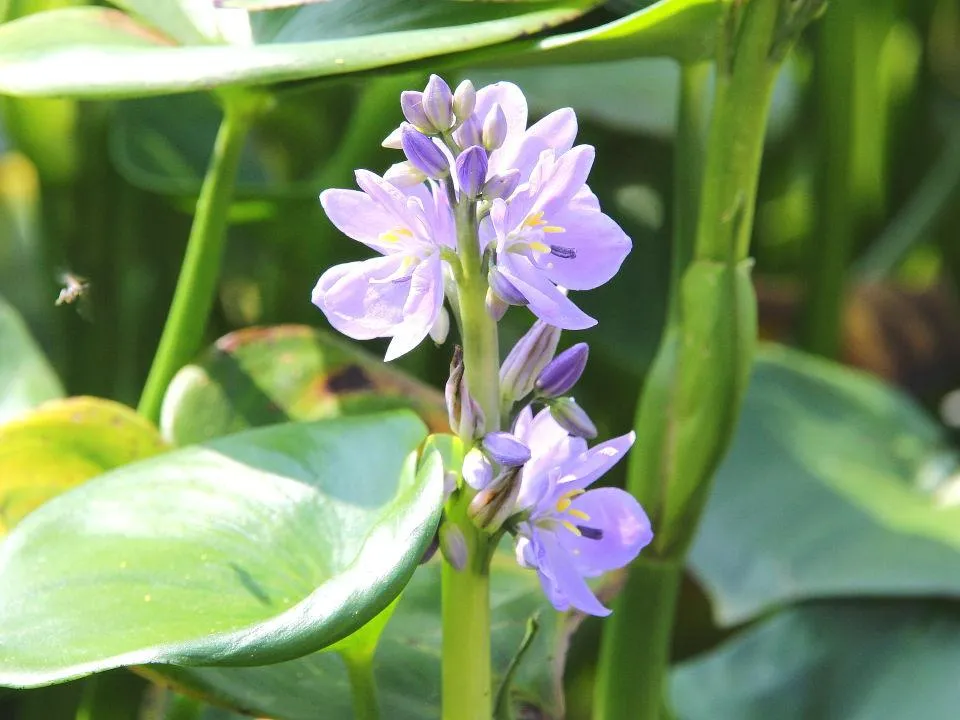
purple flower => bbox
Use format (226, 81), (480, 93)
(510, 406), (652, 616)
(486, 147), (632, 329)
(312, 170), (454, 360)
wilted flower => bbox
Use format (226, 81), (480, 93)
(510, 406), (652, 616)
(313, 171), (454, 360)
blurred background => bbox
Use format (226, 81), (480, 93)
(2, 0), (960, 718)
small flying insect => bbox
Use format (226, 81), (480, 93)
(55, 271), (94, 321)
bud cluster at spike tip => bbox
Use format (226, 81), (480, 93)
(308, 74), (651, 615)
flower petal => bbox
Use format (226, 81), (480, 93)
(384, 253), (444, 361)
(527, 108), (578, 155)
(463, 81), (527, 145)
(354, 169), (421, 233)
(534, 528), (610, 616)
(499, 255), (596, 330)
(555, 431), (636, 493)
(319, 188), (409, 254)
(312, 254), (413, 340)
(530, 145), (596, 220)
(534, 207), (632, 290)
(558, 487), (653, 576)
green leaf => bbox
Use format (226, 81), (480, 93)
(672, 602), (960, 720)
(0, 296), (63, 426)
(0, 412), (442, 687)
(689, 344), (960, 625)
(0, 396), (167, 536)
(160, 325), (447, 446)
(0, 2), (595, 98)
(143, 548), (566, 720)
(463, 0), (726, 67)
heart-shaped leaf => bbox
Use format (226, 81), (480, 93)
(0, 412), (442, 687)
(0, 296), (63, 426)
(144, 548), (565, 720)
(0, 396), (167, 536)
(672, 602), (960, 720)
(0, 2), (595, 98)
(689, 344), (960, 625)
(160, 325), (448, 446)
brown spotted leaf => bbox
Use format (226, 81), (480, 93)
(160, 325), (447, 446)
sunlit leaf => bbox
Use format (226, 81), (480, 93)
(0, 396), (167, 536)
(0, 2), (595, 98)
(690, 345), (960, 625)
(0, 412), (442, 687)
(160, 325), (448, 446)
(146, 548), (565, 720)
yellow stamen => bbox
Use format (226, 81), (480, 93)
(379, 227), (413, 243)
(561, 521), (582, 536)
(524, 211), (546, 228)
(568, 508), (590, 521)
(555, 488), (586, 514)
(528, 241), (550, 254)
(543, 225), (565, 234)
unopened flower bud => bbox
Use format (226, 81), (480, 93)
(536, 343), (589, 398)
(456, 145), (488, 199)
(486, 288), (509, 321)
(468, 466), (522, 533)
(401, 126), (449, 179)
(500, 320), (561, 402)
(443, 470), (458, 499)
(482, 169), (521, 200)
(462, 447), (494, 491)
(482, 432), (531, 467)
(488, 265), (527, 306)
(419, 533), (439, 565)
(383, 160), (427, 188)
(457, 115), (482, 148)
(430, 307), (450, 345)
(445, 345), (485, 439)
(482, 104), (508, 151)
(452, 79), (476, 122)
(439, 523), (468, 571)
(549, 397), (597, 439)
(422, 74), (455, 131)
(400, 91), (434, 134)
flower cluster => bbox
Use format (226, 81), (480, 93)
(312, 75), (651, 616)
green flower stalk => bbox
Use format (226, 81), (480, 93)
(594, 1), (828, 718)
(311, 75), (646, 718)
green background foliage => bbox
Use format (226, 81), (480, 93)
(1, 0), (960, 718)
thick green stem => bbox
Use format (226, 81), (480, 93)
(454, 199), (500, 431)
(593, 561), (683, 720)
(595, 2), (816, 717)
(442, 523), (494, 720)
(668, 62), (710, 321)
(137, 91), (264, 423)
(342, 650), (380, 720)
(441, 191), (500, 720)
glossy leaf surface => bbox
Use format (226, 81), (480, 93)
(672, 603), (960, 720)
(0, 412), (442, 687)
(0, 296), (63, 425)
(690, 345), (960, 624)
(0, 396), (167, 535)
(160, 325), (447, 446)
(150, 548), (565, 720)
(0, 2), (594, 98)
(464, 0), (725, 67)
